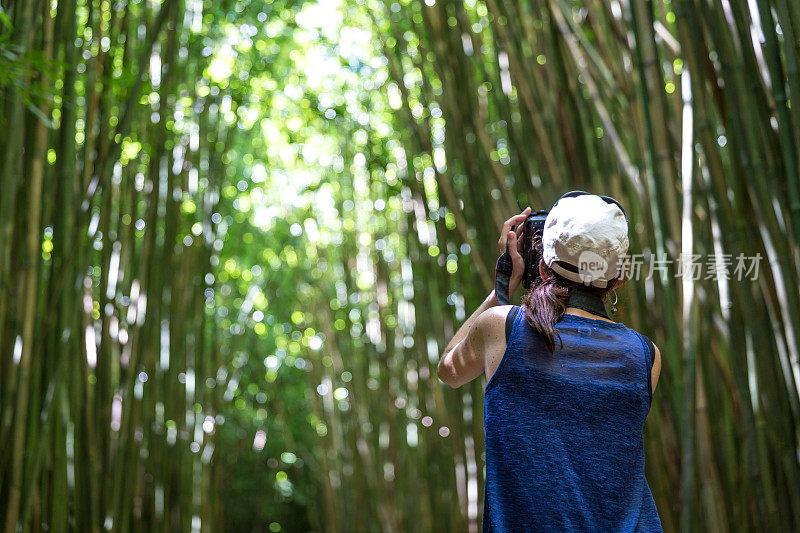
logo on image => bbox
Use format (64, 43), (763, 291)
(577, 250), (608, 284)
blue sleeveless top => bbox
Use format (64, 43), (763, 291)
(483, 309), (662, 532)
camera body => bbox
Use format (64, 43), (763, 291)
(521, 210), (550, 290)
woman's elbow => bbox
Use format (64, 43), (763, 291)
(437, 356), (460, 388)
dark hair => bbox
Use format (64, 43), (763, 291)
(521, 259), (618, 353)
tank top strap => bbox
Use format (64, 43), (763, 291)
(630, 329), (655, 406)
(486, 306), (526, 393)
(504, 305), (522, 343)
(504, 305), (529, 362)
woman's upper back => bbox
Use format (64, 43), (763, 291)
(487, 307), (654, 410)
(482, 307), (662, 532)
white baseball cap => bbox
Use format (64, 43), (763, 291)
(542, 192), (629, 288)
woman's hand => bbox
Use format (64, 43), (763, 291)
(498, 207), (530, 296)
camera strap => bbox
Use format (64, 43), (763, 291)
(494, 243), (513, 306)
(567, 288), (609, 319)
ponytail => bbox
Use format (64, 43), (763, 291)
(522, 260), (616, 353)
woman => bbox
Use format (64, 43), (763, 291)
(438, 192), (662, 532)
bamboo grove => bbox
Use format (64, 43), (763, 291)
(1, 0), (799, 531)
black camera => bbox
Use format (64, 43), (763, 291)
(494, 208), (548, 305)
(520, 210), (549, 290)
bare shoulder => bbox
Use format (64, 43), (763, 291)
(475, 305), (513, 339)
(477, 305), (513, 326)
(479, 306), (514, 386)
(651, 342), (662, 393)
